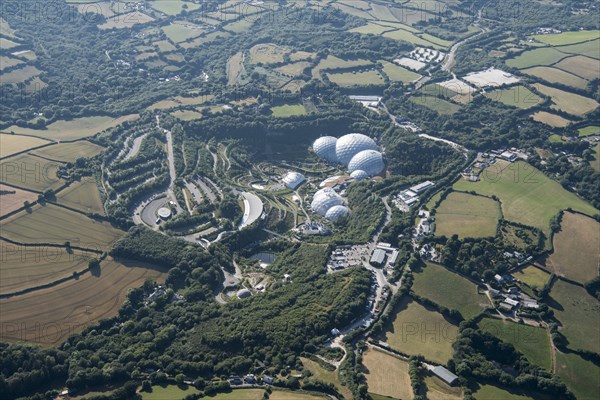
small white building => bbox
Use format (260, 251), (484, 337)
(282, 171), (306, 189)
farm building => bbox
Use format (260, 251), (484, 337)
(410, 181), (435, 193)
(431, 366), (459, 386)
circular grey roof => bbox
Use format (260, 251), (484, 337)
(350, 170), (369, 180)
(335, 133), (378, 166)
(157, 207), (172, 219)
(311, 188), (344, 216)
(348, 150), (384, 177)
(313, 136), (338, 162)
(325, 205), (350, 221)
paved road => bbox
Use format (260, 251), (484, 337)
(123, 132), (148, 162)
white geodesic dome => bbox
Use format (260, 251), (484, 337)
(335, 133), (378, 166)
(282, 171), (305, 189)
(348, 150), (384, 177)
(325, 205), (350, 221)
(311, 188), (344, 216)
(312, 136), (338, 162)
(350, 170), (369, 181)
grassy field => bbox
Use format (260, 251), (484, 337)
(311, 55), (373, 79)
(171, 110), (203, 121)
(4, 115), (139, 141)
(327, 70), (385, 87)
(362, 347), (413, 400)
(162, 23), (205, 43)
(0, 133), (50, 158)
(382, 29), (443, 49)
(271, 104), (307, 117)
(300, 357), (352, 400)
(30, 140), (104, 163)
(553, 55), (599, 81)
(0, 242), (90, 294)
(410, 95), (461, 115)
(547, 212), (599, 283)
(555, 351), (600, 400)
(484, 85), (543, 109)
(1, 204), (123, 250)
(505, 47), (568, 68)
(269, 391), (328, 400)
(412, 263), (489, 319)
(380, 297), (458, 364)
(422, 376), (463, 400)
(227, 51), (244, 85)
(520, 66), (589, 90)
(149, 0), (200, 15)
(578, 125), (599, 137)
(98, 12), (154, 29)
(142, 384), (200, 400)
(0, 257), (166, 345)
(478, 318), (552, 370)
(533, 83), (598, 116)
(513, 266), (550, 289)
(349, 22), (395, 35)
(473, 383), (534, 400)
(531, 30), (599, 46)
(0, 65), (41, 84)
(0, 183), (37, 216)
(275, 61), (311, 77)
(0, 56), (24, 71)
(380, 60), (421, 83)
(56, 180), (105, 215)
(557, 39), (600, 59)
(530, 111), (572, 127)
(549, 279), (600, 353)
(249, 43), (289, 64)
(434, 192), (501, 238)
(453, 161), (597, 236)
(0, 153), (65, 192)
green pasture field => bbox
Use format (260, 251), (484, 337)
(410, 95), (461, 115)
(422, 376), (463, 400)
(222, 19), (254, 33)
(4, 114), (139, 141)
(412, 262), (489, 319)
(149, 0), (200, 16)
(434, 191), (501, 238)
(479, 318), (552, 370)
(0, 134), (50, 158)
(142, 385), (200, 400)
(578, 125), (599, 136)
(549, 279), (600, 353)
(301, 357), (352, 399)
(547, 212), (599, 283)
(531, 30), (599, 46)
(362, 347), (414, 400)
(553, 55), (599, 80)
(530, 111), (572, 128)
(453, 161), (597, 237)
(0, 204), (123, 250)
(473, 384), (534, 400)
(0, 65), (41, 84)
(154, 40), (177, 52)
(555, 351), (600, 400)
(382, 29), (444, 49)
(171, 110), (203, 121)
(56, 180), (105, 215)
(505, 47), (569, 68)
(271, 104), (307, 117)
(380, 60), (421, 83)
(380, 297), (458, 364)
(327, 70), (385, 87)
(533, 83), (598, 116)
(275, 61), (311, 77)
(0, 153), (65, 192)
(349, 23), (395, 35)
(557, 39), (600, 59)
(520, 66), (589, 90)
(513, 266), (550, 289)
(311, 55), (373, 79)
(30, 140), (104, 163)
(162, 24), (205, 43)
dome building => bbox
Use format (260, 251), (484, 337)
(348, 150), (384, 177)
(335, 133), (378, 166)
(282, 171), (306, 189)
(311, 188), (344, 216)
(325, 205), (350, 221)
(350, 170), (369, 181)
(312, 136), (338, 163)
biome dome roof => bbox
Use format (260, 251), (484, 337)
(282, 171), (305, 189)
(335, 133), (378, 166)
(348, 150), (384, 177)
(312, 136), (338, 162)
(311, 188), (344, 216)
(350, 170), (369, 180)
(325, 205), (350, 221)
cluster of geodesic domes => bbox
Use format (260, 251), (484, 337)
(312, 133), (384, 177)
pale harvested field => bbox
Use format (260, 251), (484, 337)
(0, 133), (50, 158)
(0, 153), (66, 192)
(531, 111), (572, 127)
(0, 183), (37, 216)
(56, 180), (105, 215)
(533, 83), (599, 116)
(0, 257), (167, 345)
(1, 204), (123, 250)
(547, 212), (599, 283)
(30, 140), (104, 163)
(423, 376), (463, 400)
(553, 55), (600, 81)
(362, 347), (413, 400)
(227, 51), (244, 85)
